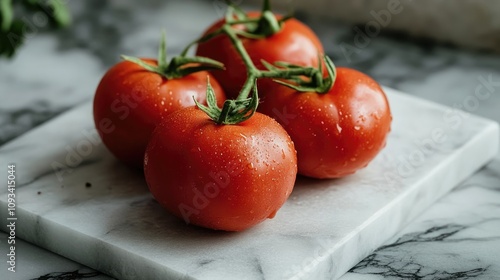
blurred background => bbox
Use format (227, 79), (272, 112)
(268, 0), (500, 53)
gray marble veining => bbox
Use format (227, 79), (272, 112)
(341, 154), (500, 280)
(0, 88), (497, 279)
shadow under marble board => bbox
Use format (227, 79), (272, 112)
(0, 87), (498, 280)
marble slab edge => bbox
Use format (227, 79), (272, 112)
(0, 88), (499, 280)
(328, 120), (499, 280)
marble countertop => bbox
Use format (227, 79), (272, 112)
(1, 0), (499, 279)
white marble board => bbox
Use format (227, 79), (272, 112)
(0, 87), (498, 280)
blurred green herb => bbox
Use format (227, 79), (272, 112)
(0, 0), (71, 58)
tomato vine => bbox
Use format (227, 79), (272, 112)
(182, 0), (338, 125)
(122, 32), (224, 80)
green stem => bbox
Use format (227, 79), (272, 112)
(158, 31), (168, 70)
(221, 25), (261, 100)
(0, 0), (13, 31)
(191, 0), (337, 125)
(222, 25), (258, 74)
(123, 34), (224, 80)
(180, 28), (225, 57)
(262, 0), (271, 12)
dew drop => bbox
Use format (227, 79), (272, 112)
(354, 126), (361, 130)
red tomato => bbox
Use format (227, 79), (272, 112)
(144, 107), (297, 231)
(258, 68), (392, 178)
(196, 12), (324, 98)
(93, 59), (226, 169)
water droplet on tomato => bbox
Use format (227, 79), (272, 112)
(354, 126), (361, 130)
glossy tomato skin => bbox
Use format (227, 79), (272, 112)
(196, 12), (324, 98)
(144, 107), (297, 231)
(93, 59), (225, 169)
(258, 68), (392, 178)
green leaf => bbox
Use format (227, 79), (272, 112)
(121, 55), (163, 74)
(194, 78), (222, 121)
(0, 20), (25, 58)
(48, 0), (71, 27)
(0, 0), (13, 31)
(158, 30), (167, 70)
(174, 56), (224, 77)
(205, 76), (219, 109)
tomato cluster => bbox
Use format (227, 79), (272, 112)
(93, 1), (392, 231)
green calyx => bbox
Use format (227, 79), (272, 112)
(122, 32), (224, 80)
(186, 0), (338, 125)
(195, 78), (259, 125)
(266, 55), (337, 94)
(223, 0), (290, 39)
